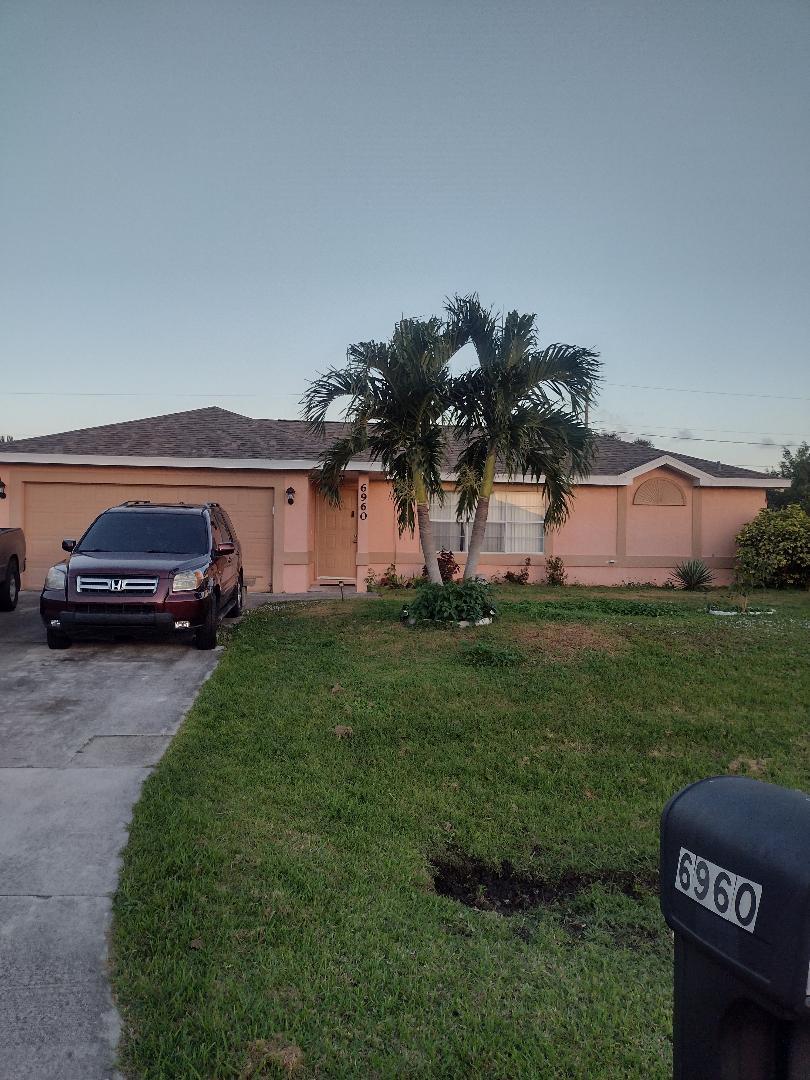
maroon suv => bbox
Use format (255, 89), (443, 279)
(40, 501), (243, 650)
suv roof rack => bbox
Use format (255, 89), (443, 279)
(115, 500), (220, 509)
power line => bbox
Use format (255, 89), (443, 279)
(2, 391), (260, 398)
(2, 379), (809, 402)
(603, 381), (810, 402)
(592, 419), (805, 439)
(602, 429), (796, 449)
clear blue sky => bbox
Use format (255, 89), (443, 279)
(2, 0), (808, 469)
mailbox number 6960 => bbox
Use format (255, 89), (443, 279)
(675, 847), (762, 933)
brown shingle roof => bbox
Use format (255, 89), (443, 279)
(0, 405), (770, 480)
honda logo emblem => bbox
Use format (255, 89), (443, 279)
(110, 579), (124, 592)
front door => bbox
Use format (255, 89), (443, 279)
(315, 486), (357, 580)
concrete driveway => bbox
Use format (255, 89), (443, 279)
(0, 594), (227, 1079)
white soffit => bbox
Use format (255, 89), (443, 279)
(0, 452), (789, 488)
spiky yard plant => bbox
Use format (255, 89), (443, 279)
(446, 295), (601, 581)
(302, 317), (462, 585)
(670, 559), (714, 591)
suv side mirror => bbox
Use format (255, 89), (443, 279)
(62, 539), (76, 552)
(213, 541), (235, 557)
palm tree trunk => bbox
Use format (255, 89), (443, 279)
(414, 473), (442, 584)
(463, 449), (496, 581)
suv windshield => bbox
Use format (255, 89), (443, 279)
(77, 511), (209, 555)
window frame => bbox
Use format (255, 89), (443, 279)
(429, 489), (545, 555)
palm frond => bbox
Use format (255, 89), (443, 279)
(302, 314), (464, 537)
(500, 310), (537, 368)
(454, 438), (490, 519)
(312, 426), (370, 505)
(524, 344), (601, 414)
(301, 364), (370, 432)
(444, 293), (500, 367)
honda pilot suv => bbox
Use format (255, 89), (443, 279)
(40, 502), (243, 650)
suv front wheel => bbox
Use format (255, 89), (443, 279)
(194, 599), (218, 650)
(0, 557), (20, 611)
(224, 577), (244, 618)
(46, 627), (71, 650)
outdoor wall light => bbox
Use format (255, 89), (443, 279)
(0, 478), (6, 500)
(285, 486), (296, 506)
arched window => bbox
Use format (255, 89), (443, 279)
(632, 477), (686, 506)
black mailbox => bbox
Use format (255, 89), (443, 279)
(661, 776), (810, 1078)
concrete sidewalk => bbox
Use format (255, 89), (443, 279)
(0, 594), (241, 1079)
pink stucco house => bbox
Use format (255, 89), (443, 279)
(0, 406), (788, 592)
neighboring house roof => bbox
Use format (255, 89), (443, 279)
(0, 405), (785, 486)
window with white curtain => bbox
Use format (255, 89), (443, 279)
(429, 490), (545, 554)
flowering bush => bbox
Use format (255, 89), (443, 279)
(545, 556), (567, 586)
(435, 549), (461, 583)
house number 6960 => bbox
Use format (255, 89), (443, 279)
(674, 847), (762, 933)
(359, 483), (368, 521)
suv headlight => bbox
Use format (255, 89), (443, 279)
(44, 564), (67, 591)
(172, 569), (205, 593)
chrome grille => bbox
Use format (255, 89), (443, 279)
(76, 576), (159, 595)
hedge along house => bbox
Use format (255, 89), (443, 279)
(0, 406), (788, 592)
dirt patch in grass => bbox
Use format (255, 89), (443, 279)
(240, 1036), (304, 1077)
(430, 853), (657, 915)
(512, 623), (626, 659)
(727, 756), (767, 777)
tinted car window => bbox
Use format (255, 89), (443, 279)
(210, 512), (224, 548)
(217, 510), (234, 542)
(78, 512), (209, 555)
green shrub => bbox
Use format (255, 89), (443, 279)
(503, 558), (531, 585)
(545, 556), (567, 586)
(367, 564), (418, 590)
(735, 504), (810, 588)
(669, 559), (714, 590)
(460, 641), (524, 667)
(403, 580), (496, 624)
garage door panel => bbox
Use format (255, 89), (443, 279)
(22, 482), (274, 591)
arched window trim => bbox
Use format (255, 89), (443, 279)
(632, 477), (686, 506)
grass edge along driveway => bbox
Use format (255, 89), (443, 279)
(112, 588), (810, 1078)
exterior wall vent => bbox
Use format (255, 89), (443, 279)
(632, 477), (686, 506)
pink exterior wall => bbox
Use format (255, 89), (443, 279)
(553, 487), (618, 557)
(626, 468), (693, 558)
(701, 488), (765, 559)
(358, 469), (764, 588)
(0, 458), (770, 591)
(278, 470), (314, 593)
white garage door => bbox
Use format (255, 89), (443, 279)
(23, 481), (274, 591)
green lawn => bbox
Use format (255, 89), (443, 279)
(112, 587), (810, 1079)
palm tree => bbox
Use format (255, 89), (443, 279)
(446, 295), (601, 581)
(302, 317), (462, 584)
